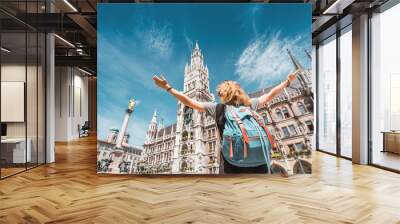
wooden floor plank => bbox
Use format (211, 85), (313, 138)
(0, 135), (399, 223)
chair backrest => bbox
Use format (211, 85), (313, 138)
(79, 121), (90, 132)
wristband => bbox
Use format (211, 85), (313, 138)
(166, 86), (173, 92)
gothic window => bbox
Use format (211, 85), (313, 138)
(183, 106), (193, 125)
(295, 142), (305, 151)
(282, 107), (291, 118)
(208, 142), (215, 152)
(304, 98), (313, 112)
(305, 120), (314, 132)
(182, 131), (189, 141)
(181, 161), (188, 172)
(282, 126), (290, 137)
(275, 109), (284, 120)
(288, 124), (297, 135)
(181, 144), (188, 155)
(297, 102), (307, 114)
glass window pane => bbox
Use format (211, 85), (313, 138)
(371, 4), (400, 171)
(318, 36), (337, 154)
(38, 33), (45, 165)
(339, 28), (352, 158)
(27, 31), (38, 169)
(1, 31), (27, 177)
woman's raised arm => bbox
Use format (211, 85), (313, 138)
(258, 69), (299, 107)
(152, 75), (206, 112)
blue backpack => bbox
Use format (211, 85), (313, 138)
(216, 104), (276, 172)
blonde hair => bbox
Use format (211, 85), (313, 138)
(217, 81), (251, 106)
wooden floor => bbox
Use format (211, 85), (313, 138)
(372, 150), (400, 171)
(1, 136), (400, 224)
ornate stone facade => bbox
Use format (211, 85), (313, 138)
(137, 43), (313, 175)
(98, 126), (142, 174)
(138, 42), (219, 174)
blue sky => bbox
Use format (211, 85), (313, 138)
(98, 3), (311, 146)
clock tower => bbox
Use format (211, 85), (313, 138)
(172, 42), (218, 174)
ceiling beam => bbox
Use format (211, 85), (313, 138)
(55, 55), (96, 71)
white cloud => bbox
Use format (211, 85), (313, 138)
(183, 29), (194, 53)
(139, 23), (173, 59)
(235, 32), (310, 88)
(99, 35), (159, 91)
(250, 5), (260, 37)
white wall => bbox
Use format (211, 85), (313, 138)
(1, 64), (43, 137)
(1, 63), (46, 164)
(55, 67), (89, 141)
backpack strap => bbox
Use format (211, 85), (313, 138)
(230, 109), (249, 158)
(250, 111), (277, 150)
(215, 104), (226, 139)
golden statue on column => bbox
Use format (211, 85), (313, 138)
(115, 98), (136, 149)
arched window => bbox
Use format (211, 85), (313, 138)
(275, 109), (284, 120)
(304, 98), (313, 112)
(182, 131), (189, 141)
(181, 144), (188, 155)
(181, 161), (188, 171)
(282, 107), (291, 118)
(183, 106), (193, 125)
(297, 102), (307, 114)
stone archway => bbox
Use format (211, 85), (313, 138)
(293, 159), (312, 174)
(270, 163), (289, 177)
(180, 161), (188, 172)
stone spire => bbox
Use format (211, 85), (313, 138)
(304, 49), (312, 60)
(286, 49), (310, 90)
(287, 49), (303, 70)
(190, 41), (204, 68)
(158, 117), (164, 132)
(151, 110), (157, 123)
(145, 109), (158, 144)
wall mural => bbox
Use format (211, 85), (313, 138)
(97, 3), (313, 175)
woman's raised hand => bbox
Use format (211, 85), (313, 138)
(287, 69), (300, 83)
(152, 74), (170, 90)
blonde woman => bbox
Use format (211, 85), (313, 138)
(152, 71), (297, 174)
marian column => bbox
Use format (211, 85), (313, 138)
(115, 99), (136, 149)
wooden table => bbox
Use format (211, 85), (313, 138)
(1, 138), (31, 164)
(381, 131), (400, 154)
